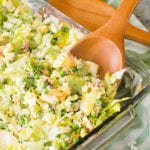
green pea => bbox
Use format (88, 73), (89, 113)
(73, 137), (79, 144)
(71, 124), (80, 133)
(0, 64), (6, 71)
(61, 141), (68, 149)
(96, 99), (102, 106)
(60, 70), (67, 77)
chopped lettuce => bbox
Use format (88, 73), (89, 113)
(51, 25), (70, 48)
(0, 6), (7, 25)
(66, 75), (85, 94)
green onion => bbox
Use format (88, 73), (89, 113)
(51, 37), (58, 45)
(61, 109), (66, 116)
(44, 141), (52, 147)
(61, 25), (70, 33)
(0, 123), (9, 130)
(17, 114), (25, 126)
(24, 76), (35, 90)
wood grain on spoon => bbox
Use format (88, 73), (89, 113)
(70, 0), (139, 78)
(50, 0), (150, 46)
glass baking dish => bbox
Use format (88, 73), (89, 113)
(23, 0), (150, 149)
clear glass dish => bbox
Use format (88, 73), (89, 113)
(23, 0), (150, 149)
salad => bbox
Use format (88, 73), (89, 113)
(0, 0), (127, 149)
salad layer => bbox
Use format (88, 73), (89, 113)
(0, 0), (125, 150)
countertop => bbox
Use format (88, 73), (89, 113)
(134, 0), (150, 31)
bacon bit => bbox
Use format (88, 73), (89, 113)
(94, 79), (101, 87)
(39, 8), (46, 20)
(39, 7), (55, 19)
(39, 7), (47, 17)
(40, 69), (46, 75)
(22, 40), (30, 51)
(11, 117), (20, 137)
(0, 48), (4, 58)
(41, 73), (52, 85)
(45, 78), (52, 85)
(40, 69), (50, 77)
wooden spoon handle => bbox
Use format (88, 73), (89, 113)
(126, 24), (150, 46)
(97, 0), (139, 41)
(50, 0), (150, 46)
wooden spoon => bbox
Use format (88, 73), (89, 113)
(50, 0), (150, 46)
(70, 0), (139, 78)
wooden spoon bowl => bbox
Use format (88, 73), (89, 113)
(72, 36), (122, 78)
(71, 0), (139, 78)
